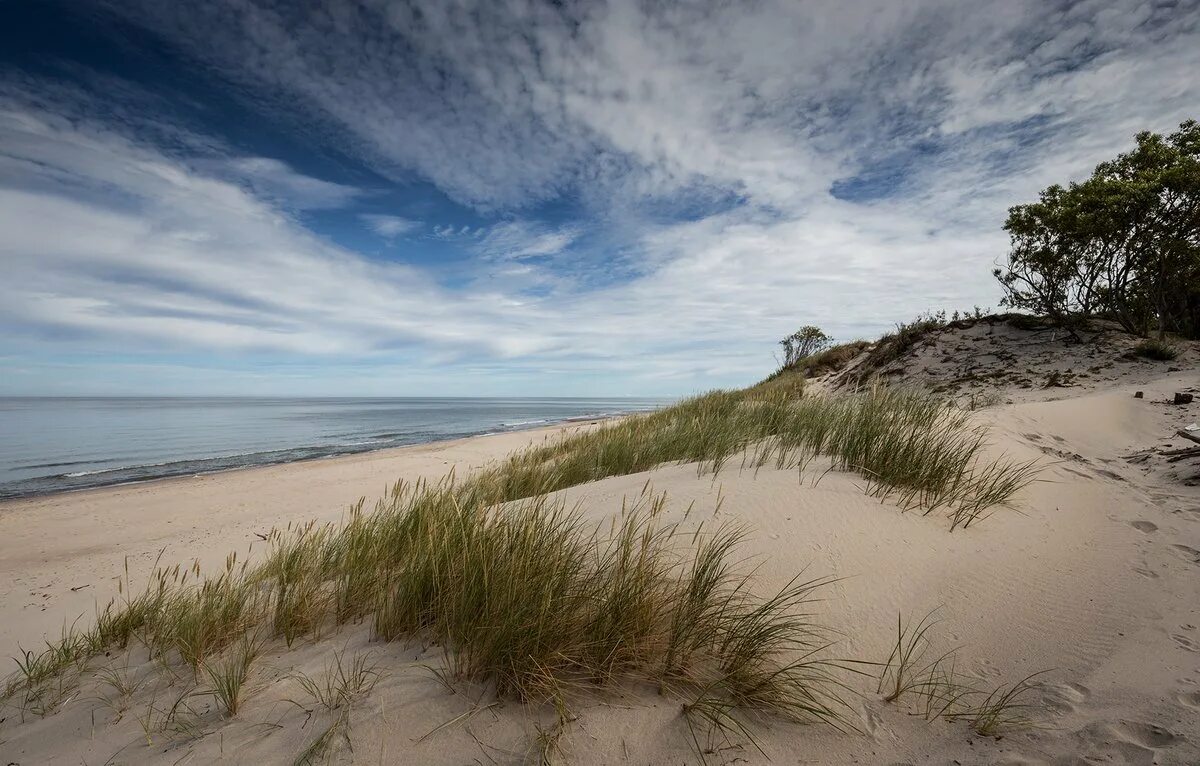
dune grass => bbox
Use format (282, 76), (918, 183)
(2, 384), (1038, 754)
(1132, 338), (1179, 361)
(201, 632), (261, 717)
(759, 340), (871, 387)
(467, 386), (1036, 529)
(877, 609), (1046, 736)
(288, 650), (383, 764)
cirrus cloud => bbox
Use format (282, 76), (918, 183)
(1, 0), (1198, 395)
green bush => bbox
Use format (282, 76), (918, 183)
(1133, 339), (1178, 361)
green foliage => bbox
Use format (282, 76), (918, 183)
(763, 340), (869, 386)
(995, 119), (1200, 339)
(201, 633), (261, 717)
(1132, 338), (1178, 360)
(779, 325), (833, 367)
(1006, 312), (1048, 331)
(834, 311), (948, 386)
(876, 611), (1046, 736)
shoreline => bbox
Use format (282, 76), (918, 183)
(0, 411), (633, 505)
(0, 417), (615, 660)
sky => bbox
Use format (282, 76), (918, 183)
(1, 0), (1197, 397)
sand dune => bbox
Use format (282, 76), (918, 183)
(1, 361), (1198, 763)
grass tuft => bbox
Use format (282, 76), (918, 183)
(292, 650), (382, 713)
(201, 632), (261, 717)
(948, 672), (1048, 736)
(1133, 338), (1179, 361)
(877, 609), (948, 703)
(878, 613), (1047, 736)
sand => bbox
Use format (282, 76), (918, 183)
(2, 367), (1199, 764)
(0, 422), (608, 665)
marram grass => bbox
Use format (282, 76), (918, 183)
(2, 385), (1038, 753)
(469, 385), (1036, 529)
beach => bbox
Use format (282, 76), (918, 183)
(2, 361), (1199, 763)
(0, 421), (607, 663)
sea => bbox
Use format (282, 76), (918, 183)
(0, 396), (669, 500)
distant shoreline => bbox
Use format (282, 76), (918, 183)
(0, 409), (643, 503)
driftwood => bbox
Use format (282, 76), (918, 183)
(1162, 445), (1200, 457)
(1156, 432), (1200, 461)
(1175, 429), (1200, 445)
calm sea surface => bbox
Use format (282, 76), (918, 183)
(0, 397), (669, 499)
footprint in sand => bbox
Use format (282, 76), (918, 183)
(1172, 633), (1198, 652)
(1178, 690), (1200, 709)
(1042, 681), (1090, 714)
(1074, 721), (1180, 766)
(1129, 520), (1158, 533)
(1170, 544), (1200, 565)
(1113, 721), (1178, 748)
(860, 706), (884, 736)
(1132, 564), (1160, 579)
(1171, 507), (1200, 522)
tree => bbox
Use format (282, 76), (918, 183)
(779, 325), (831, 367)
(995, 120), (1200, 338)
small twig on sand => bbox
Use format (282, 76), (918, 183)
(1175, 429), (1200, 445)
(1161, 446), (1200, 457)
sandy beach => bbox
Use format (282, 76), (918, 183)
(2, 343), (1199, 763)
(0, 421), (607, 664)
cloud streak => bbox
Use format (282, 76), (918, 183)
(361, 213), (420, 239)
(1, 0), (1198, 394)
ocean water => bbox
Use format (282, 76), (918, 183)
(0, 397), (668, 500)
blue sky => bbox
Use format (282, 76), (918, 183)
(1, 0), (1197, 396)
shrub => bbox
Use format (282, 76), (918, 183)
(1006, 313), (1048, 332)
(797, 341), (868, 378)
(995, 119), (1200, 339)
(1133, 338), (1178, 361)
(779, 326), (832, 367)
(839, 311), (947, 386)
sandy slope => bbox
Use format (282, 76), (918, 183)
(829, 315), (1200, 409)
(2, 375), (1200, 765)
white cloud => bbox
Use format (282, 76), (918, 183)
(360, 213), (420, 239)
(474, 221), (580, 261)
(3, 0), (1199, 393)
(0, 104), (556, 361)
(219, 157), (362, 209)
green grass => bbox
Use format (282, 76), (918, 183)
(292, 650), (382, 713)
(1133, 338), (1179, 361)
(463, 386), (1035, 529)
(288, 650), (383, 764)
(877, 610), (948, 703)
(201, 633), (261, 717)
(760, 340), (870, 387)
(876, 612), (1046, 736)
(1, 383), (1039, 753)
